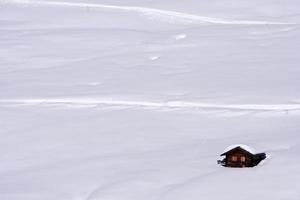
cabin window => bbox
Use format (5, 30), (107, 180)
(231, 156), (237, 162)
(241, 156), (246, 162)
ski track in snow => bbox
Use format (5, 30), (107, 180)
(1, 98), (300, 113)
(1, 0), (293, 25)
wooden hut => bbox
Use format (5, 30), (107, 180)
(218, 145), (266, 168)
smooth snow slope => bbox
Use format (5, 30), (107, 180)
(0, 0), (300, 200)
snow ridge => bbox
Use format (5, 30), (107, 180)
(1, 98), (300, 113)
(2, 0), (293, 25)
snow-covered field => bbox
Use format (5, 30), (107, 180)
(0, 0), (300, 199)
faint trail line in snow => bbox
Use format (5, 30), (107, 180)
(1, 98), (300, 113)
(160, 170), (221, 196)
(2, 0), (293, 25)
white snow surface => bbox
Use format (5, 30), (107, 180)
(1, 0), (300, 200)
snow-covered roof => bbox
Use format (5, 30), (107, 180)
(221, 144), (255, 155)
